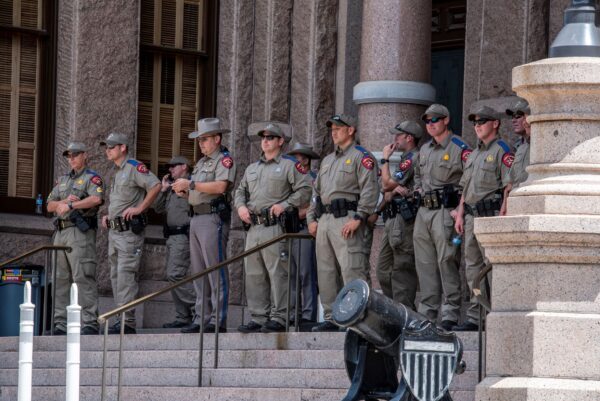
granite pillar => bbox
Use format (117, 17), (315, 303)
(474, 57), (600, 401)
(335, 0), (362, 119)
(289, 0), (338, 157)
(55, 0), (141, 294)
(354, 0), (433, 153)
(251, 0), (293, 123)
(462, 0), (550, 146)
(216, 0), (257, 305)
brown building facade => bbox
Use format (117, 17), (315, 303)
(0, 0), (571, 327)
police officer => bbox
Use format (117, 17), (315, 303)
(453, 105), (514, 331)
(171, 118), (236, 333)
(234, 123), (312, 333)
(46, 142), (103, 335)
(100, 133), (161, 334)
(153, 156), (196, 329)
(307, 114), (379, 332)
(500, 97), (531, 216)
(413, 104), (471, 330)
(286, 142), (320, 328)
(376, 121), (422, 309)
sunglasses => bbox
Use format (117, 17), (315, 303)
(472, 118), (492, 126)
(424, 117), (443, 125)
(106, 145), (118, 150)
(261, 135), (278, 141)
(66, 152), (83, 158)
(511, 112), (524, 120)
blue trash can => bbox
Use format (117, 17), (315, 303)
(0, 265), (44, 337)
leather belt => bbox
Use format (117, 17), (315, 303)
(193, 203), (214, 215)
(56, 219), (75, 231)
(109, 217), (130, 232)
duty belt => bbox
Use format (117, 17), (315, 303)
(164, 224), (190, 237)
(109, 216), (130, 232)
(56, 219), (75, 231)
(420, 186), (460, 210)
(250, 213), (278, 227)
(192, 203), (214, 215)
(321, 199), (358, 216)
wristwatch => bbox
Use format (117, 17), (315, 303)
(68, 201), (74, 210)
(380, 158), (389, 164)
(188, 180), (195, 191)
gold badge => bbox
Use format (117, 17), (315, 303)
(96, 187), (103, 193)
(345, 159), (351, 165)
(443, 154), (450, 161)
(486, 155), (494, 162)
(77, 179), (83, 184)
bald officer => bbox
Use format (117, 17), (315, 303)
(172, 118), (236, 333)
(413, 104), (471, 330)
(47, 142), (103, 335)
(100, 133), (160, 334)
(454, 105), (513, 331)
(376, 121), (422, 309)
(307, 114), (379, 332)
(234, 123), (312, 333)
(500, 97), (531, 216)
(153, 156), (196, 329)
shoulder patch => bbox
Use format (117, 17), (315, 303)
(91, 175), (103, 186)
(221, 155), (234, 169)
(399, 159), (412, 172)
(361, 155), (374, 170)
(502, 152), (515, 168)
(295, 161), (309, 174)
(461, 149), (472, 162)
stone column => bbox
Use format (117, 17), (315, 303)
(354, 0), (434, 152)
(289, 0), (338, 156)
(474, 58), (600, 401)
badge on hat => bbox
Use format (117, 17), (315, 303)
(361, 156), (374, 170)
(136, 164), (149, 174)
(91, 176), (103, 186)
(502, 152), (515, 167)
(221, 155), (233, 169)
(461, 149), (472, 162)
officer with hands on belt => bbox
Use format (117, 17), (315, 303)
(100, 132), (161, 334)
(286, 142), (320, 328)
(171, 118), (236, 333)
(307, 114), (380, 332)
(47, 142), (103, 335)
(500, 97), (531, 216)
(453, 105), (514, 331)
(413, 104), (471, 331)
(376, 121), (422, 310)
(234, 122), (312, 333)
(153, 155), (197, 329)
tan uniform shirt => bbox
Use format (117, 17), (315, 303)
(414, 134), (471, 193)
(234, 153), (312, 213)
(154, 181), (191, 227)
(48, 167), (105, 219)
(393, 149), (420, 190)
(307, 142), (379, 223)
(460, 137), (514, 205)
(188, 148), (237, 206)
(506, 139), (530, 187)
(108, 159), (160, 218)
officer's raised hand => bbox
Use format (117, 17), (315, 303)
(122, 206), (142, 220)
(237, 205), (252, 224)
(342, 216), (362, 239)
(161, 174), (172, 192)
(382, 143), (395, 159)
(308, 221), (318, 237)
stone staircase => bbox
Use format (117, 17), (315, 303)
(0, 331), (479, 401)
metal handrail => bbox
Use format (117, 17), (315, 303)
(0, 244), (72, 336)
(0, 245), (71, 268)
(99, 231), (314, 401)
(472, 264), (493, 383)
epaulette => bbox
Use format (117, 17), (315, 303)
(85, 168), (99, 176)
(127, 159), (140, 167)
(451, 137), (470, 151)
(282, 155), (298, 163)
(497, 139), (511, 153)
(354, 145), (370, 156)
(405, 151), (414, 160)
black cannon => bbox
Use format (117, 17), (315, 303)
(332, 279), (466, 401)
